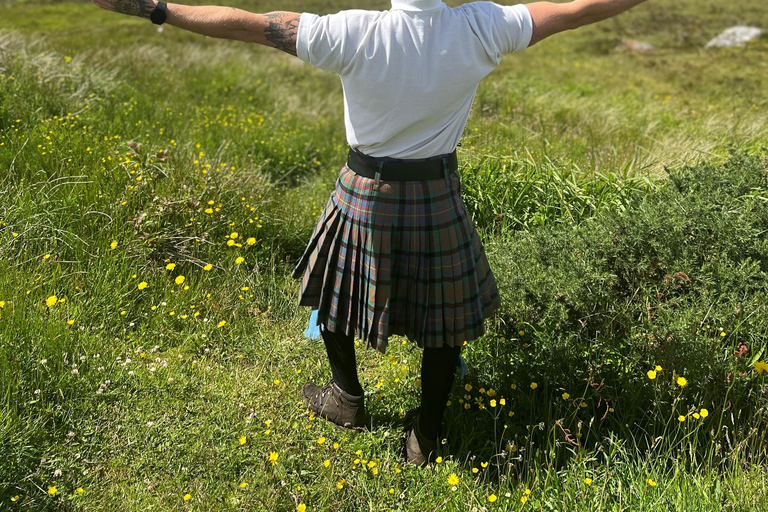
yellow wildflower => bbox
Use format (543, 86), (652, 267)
(166, 263), (176, 270)
(700, 408), (709, 418)
(239, 436), (246, 445)
(647, 478), (657, 487)
(175, 275), (185, 285)
(676, 376), (688, 388)
(203, 264), (213, 271)
(235, 257), (245, 265)
(138, 282), (148, 290)
(447, 473), (459, 486)
(48, 486), (57, 495)
(110, 240), (118, 249)
(584, 478), (592, 485)
(755, 361), (768, 375)
(269, 452), (279, 465)
(45, 295), (58, 307)
(183, 494), (191, 501)
(647, 370), (656, 380)
(488, 494), (497, 503)
(530, 382), (537, 390)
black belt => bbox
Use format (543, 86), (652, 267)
(347, 147), (458, 181)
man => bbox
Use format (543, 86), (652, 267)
(93, 0), (649, 465)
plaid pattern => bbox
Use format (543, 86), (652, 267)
(292, 164), (501, 353)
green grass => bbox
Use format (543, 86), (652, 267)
(1, 0), (768, 510)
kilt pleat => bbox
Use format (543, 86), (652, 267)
(292, 164), (501, 353)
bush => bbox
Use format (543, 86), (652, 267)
(464, 150), (768, 464)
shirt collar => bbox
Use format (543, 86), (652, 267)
(391, 0), (446, 12)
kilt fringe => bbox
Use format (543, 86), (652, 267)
(292, 165), (500, 353)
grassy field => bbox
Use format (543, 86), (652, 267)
(1, 0), (768, 510)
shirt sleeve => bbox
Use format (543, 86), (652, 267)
(465, 2), (533, 63)
(296, 12), (349, 75)
(497, 4), (533, 53)
(488, 3), (534, 54)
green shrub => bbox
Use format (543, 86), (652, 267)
(462, 150), (768, 467)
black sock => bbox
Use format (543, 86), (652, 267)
(321, 326), (364, 396)
(419, 345), (461, 440)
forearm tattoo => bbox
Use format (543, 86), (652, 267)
(264, 12), (299, 57)
(112, 0), (155, 19)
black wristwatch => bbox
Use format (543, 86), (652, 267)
(150, 1), (167, 25)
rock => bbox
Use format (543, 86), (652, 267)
(705, 26), (763, 48)
(616, 39), (656, 52)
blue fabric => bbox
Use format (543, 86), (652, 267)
(457, 354), (468, 380)
(303, 309), (322, 340)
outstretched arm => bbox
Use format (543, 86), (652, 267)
(526, 0), (649, 46)
(91, 0), (300, 56)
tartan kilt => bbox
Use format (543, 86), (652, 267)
(291, 164), (501, 353)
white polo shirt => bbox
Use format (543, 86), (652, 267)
(296, 0), (533, 159)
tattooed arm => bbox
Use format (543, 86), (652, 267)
(91, 0), (301, 56)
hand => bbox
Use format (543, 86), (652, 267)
(91, 0), (158, 19)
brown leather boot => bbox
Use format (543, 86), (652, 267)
(405, 414), (438, 466)
(302, 380), (366, 429)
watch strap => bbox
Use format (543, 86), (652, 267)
(150, 1), (167, 25)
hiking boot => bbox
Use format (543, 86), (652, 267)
(405, 414), (438, 467)
(302, 380), (366, 429)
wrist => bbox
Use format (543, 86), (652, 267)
(150, 1), (167, 24)
(140, 0), (159, 19)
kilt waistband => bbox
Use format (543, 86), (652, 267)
(347, 147), (458, 181)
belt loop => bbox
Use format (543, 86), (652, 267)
(374, 161), (383, 190)
(442, 156), (450, 187)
